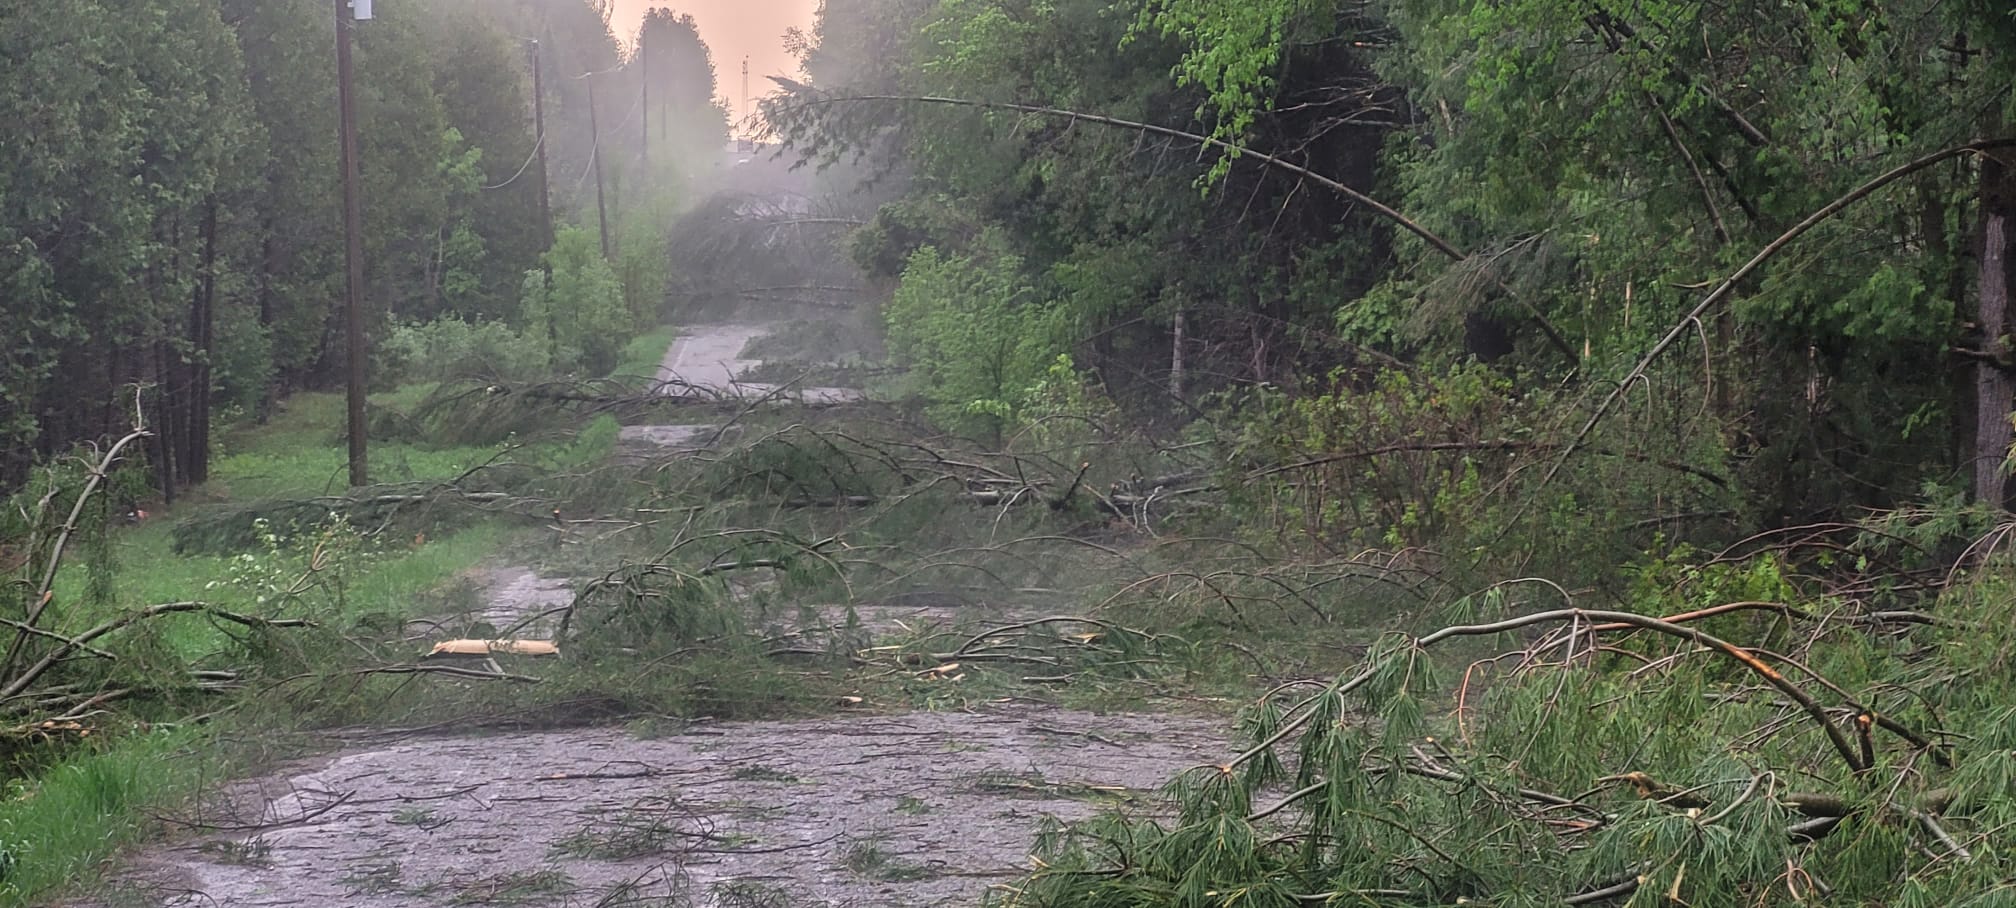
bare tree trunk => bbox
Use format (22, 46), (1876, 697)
(257, 219), (280, 424)
(186, 196), (218, 485)
(1973, 150), (2015, 508)
(1169, 306), (1186, 400)
(151, 343), (179, 506)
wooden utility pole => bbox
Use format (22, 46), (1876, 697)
(528, 38), (554, 252)
(587, 76), (612, 259)
(335, 0), (368, 487)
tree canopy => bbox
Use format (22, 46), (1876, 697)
(0, 0), (724, 496)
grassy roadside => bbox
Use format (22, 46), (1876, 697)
(4, 333), (681, 907)
(0, 727), (209, 902)
(612, 326), (677, 380)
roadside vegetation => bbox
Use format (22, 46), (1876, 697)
(8, 0), (2016, 906)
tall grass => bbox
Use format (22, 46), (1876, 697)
(52, 523), (509, 661)
(0, 728), (209, 906)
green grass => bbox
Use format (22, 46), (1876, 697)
(207, 390), (513, 500)
(611, 326), (678, 380)
(52, 521), (508, 662)
(43, 377), (605, 661)
(0, 728), (210, 906)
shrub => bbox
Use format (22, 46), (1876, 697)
(884, 236), (1071, 441)
(1223, 363), (1738, 584)
(616, 197), (676, 331)
(379, 317), (549, 385)
(522, 226), (628, 376)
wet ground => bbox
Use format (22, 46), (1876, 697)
(79, 325), (1222, 908)
(94, 708), (1223, 908)
(615, 324), (855, 458)
(654, 325), (861, 405)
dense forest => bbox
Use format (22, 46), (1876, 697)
(772, 0), (2016, 536)
(0, 0), (725, 496)
(5, 0), (2016, 906)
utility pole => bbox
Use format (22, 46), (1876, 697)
(586, 76), (612, 259)
(528, 38), (554, 252)
(742, 56), (750, 140)
(335, 0), (369, 487)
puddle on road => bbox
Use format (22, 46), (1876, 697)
(406, 566), (572, 644)
(92, 708), (1225, 908)
(474, 567), (572, 638)
(658, 324), (769, 389)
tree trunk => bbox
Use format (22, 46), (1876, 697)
(185, 196), (218, 485)
(151, 343), (179, 506)
(1972, 148), (2016, 508)
(257, 215), (281, 424)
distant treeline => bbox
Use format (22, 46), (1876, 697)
(0, 0), (726, 495)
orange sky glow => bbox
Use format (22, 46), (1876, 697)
(608, 0), (817, 131)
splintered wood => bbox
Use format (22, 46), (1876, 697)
(426, 639), (561, 658)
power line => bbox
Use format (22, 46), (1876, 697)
(486, 61), (637, 194)
(482, 131), (545, 191)
(569, 90), (643, 198)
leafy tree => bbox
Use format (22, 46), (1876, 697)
(523, 226), (628, 375)
(884, 235), (1071, 440)
(0, 0), (262, 493)
(220, 0), (340, 400)
(636, 8), (729, 158)
(424, 12), (550, 320)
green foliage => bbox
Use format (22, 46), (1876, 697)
(617, 215), (675, 332)
(1132, 0), (1321, 164)
(1016, 549), (2016, 905)
(381, 317), (552, 385)
(611, 326), (679, 380)
(1221, 363), (1736, 584)
(522, 227), (630, 376)
(0, 0), (700, 497)
(884, 238), (1072, 439)
(218, 515), (380, 615)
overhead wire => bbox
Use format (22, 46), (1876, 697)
(569, 81), (644, 199)
(482, 131), (544, 191)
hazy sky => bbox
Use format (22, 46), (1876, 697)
(608, 0), (816, 130)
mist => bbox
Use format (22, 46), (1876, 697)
(608, 0), (815, 126)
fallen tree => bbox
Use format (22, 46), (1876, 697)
(1001, 546), (2013, 907)
(2, 420), (316, 732)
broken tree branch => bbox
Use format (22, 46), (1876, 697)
(4, 421), (152, 680)
(1547, 139), (2016, 485)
